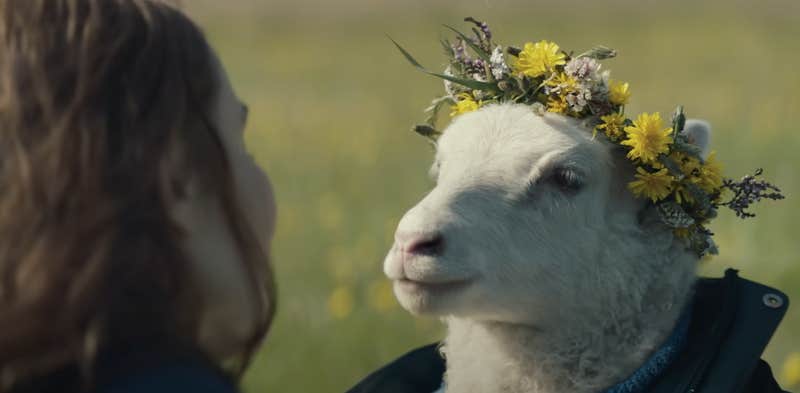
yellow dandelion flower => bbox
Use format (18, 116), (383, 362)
(621, 112), (673, 165)
(544, 73), (579, 115)
(629, 167), (674, 202)
(782, 352), (800, 387)
(595, 112), (627, 141)
(695, 151), (724, 193)
(512, 40), (567, 78)
(671, 151), (701, 176)
(547, 96), (569, 114)
(545, 72), (578, 90)
(608, 80), (631, 105)
(327, 286), (354, 320)
(450, 92), (481, 117)
(668, 151), (701, 205)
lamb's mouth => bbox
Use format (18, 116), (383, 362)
(396, 277), (473, 295)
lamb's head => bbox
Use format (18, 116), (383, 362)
(385, 103), (707, 328)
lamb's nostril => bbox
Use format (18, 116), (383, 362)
(406, 233), (445, 256)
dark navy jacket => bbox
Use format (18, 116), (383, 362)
(10, 344), (239, 393)
(348, 269), (792, 393)
(93, 349), (239, 393)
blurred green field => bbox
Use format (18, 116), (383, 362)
(187, 1), (800, 391)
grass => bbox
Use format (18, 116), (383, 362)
(186, 1), (800, 391)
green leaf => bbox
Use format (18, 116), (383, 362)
(442, 25), (492, 62)
(389, 37), (499, 92)
(435, 73), (498, 92)
(425, 95), (456, 114)
(671, 105), (685, 140)
(441, 39), (455, 58)
(424, 96), (455, 126)
(685, 182), (713, 216)
(389, 36), (427, 68)
(658, 155), (685, 180)
(671, 140), (704, 159)
(576, 46), (617, 60)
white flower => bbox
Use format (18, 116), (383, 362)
(565, 83), (593, 113)
(471, 72), (488, 82)
(490, 46), (509, 80)
(565, 57), (602, 80)
(443, 66), (458, 97)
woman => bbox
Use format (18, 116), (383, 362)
(0, 0), (276, 392)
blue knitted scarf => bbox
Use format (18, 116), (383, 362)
(603, 304), (692, 393)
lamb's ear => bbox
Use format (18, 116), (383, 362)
(681, 119), (712, 160)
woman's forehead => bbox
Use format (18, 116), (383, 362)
(208, 48), (243, 114)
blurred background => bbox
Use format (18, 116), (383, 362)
(185, 0), (799, 391)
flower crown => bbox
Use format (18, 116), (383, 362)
(393, 17), (784, 257)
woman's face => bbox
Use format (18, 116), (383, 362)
(210, 52), (277, 253)
(173, 49), (276, 360)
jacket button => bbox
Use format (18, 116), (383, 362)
(762, 293), (784, 309)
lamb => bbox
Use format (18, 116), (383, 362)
(382, 103), (710, 393)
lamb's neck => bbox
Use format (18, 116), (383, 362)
(440, 297), (690, 393)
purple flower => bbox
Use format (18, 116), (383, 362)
(720, 169), (785, 218)
(465, 17), (492, 49)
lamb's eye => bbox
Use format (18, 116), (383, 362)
(550, 168), (583, 193)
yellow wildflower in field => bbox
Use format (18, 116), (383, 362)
(327, 246), (356, 282)
(622, 112), (673, 165)
(782, 352), (800, 387)
(317, 192), (344, 231)
(513, 40), (566, 78)
(595, 112), (627, 141)
(609, 79), (631, 105)
(629, 167), (674, 202)
(327, 286), (355, 320)
(694, 151), (724, 193)
(547, 96), (569, 114)
(450, 93), (481, 117)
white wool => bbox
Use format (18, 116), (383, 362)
(384, 103), (704, 393)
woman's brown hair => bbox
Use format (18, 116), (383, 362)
(0, 0), (275, 390)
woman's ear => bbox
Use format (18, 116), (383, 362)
(681, 119), (712, 160)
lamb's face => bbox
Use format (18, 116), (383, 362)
(384, 103), (644, 326)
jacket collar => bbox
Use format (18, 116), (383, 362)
(648, 268), (788, 393)
(346, 269), (789, 393)
(604, 301), (692, 393)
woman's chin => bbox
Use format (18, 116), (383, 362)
(198, 308), (258, 361)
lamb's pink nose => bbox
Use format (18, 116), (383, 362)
(396, 231), (445, 256)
